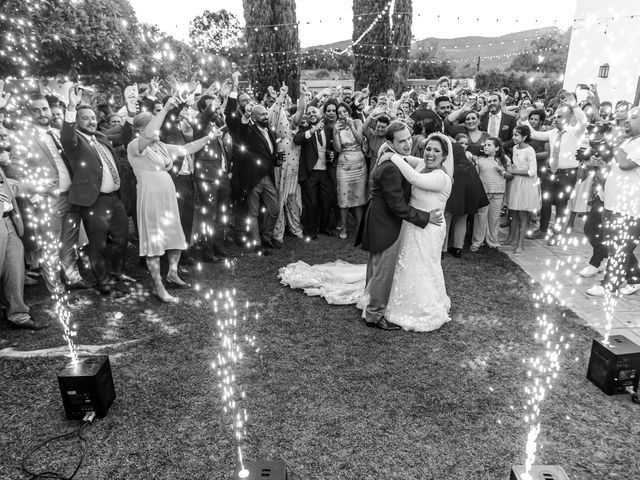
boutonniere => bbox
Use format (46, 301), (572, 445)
(501, 125), (509, 131)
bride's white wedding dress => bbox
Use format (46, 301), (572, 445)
(279, 159), (452, 332)
(385, 164), (452, 331)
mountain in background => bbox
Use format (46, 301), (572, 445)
(306, 26), (570, 74)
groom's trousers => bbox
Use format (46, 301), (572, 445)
(364, 237), (401, 323)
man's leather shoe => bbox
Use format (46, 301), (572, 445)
(526, 229), (547, 240)
(263, 239), (282, 250)
(319, 228), (335, 237)
(201, 251), (223, 263)
(375, 318), (401, 331)
(112, 273), (136, 283)
(448, 247), (462, 258)
(66, 279), (93, 291)
(95, 283), (112, 295)
(10, 317), (49, 330)
(213, 246), (229, 258)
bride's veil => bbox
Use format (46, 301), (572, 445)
(424, 133), (454, 180)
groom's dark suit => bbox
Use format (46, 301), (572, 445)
(355, 148), (431, 326)
(355, 158), (431, 253)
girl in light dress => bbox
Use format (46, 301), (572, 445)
(503, 125), (541, 254)
(471, 137), (511, 250)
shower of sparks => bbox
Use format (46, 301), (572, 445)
(522, 205), (583, 476)
(35, 196), (79, 363)
(209, 288), (259, 473)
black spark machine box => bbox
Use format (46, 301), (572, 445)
(57, 355), (116, 419)
(235, 460), (287, 480)
(510, 465), (569, 480)
(587, 335), (640, 395)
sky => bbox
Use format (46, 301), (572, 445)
(129, 0), (579, 48)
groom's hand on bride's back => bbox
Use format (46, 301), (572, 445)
(428, 209), (444, 226)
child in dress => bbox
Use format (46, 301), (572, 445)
(471, 137), (511, 250)
(503, 125), (541, 254)
(455, 133), (477, 165)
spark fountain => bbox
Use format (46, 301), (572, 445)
(209, 288), (288, 480)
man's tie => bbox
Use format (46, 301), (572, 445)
(549, 130), (566, 174)
(91, 137), (121, 189)
(46, 130), (69, 165)
(316, 129), (323, 146)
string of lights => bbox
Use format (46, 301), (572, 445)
(338, 0), (395, 55)
(240, 12), (640, 31)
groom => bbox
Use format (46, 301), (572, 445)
(355, 121), (443, 330)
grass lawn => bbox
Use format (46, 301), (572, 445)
(1, 235), (638, 479)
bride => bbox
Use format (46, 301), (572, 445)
(279, 133), (453, 332)
(382, 133), (453, 331)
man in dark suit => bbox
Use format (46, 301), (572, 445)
(355, 121), (443, 330)
(293, 105), (336, 239)
(479, 92), (517, 152)
(229, 104), (280, 250)
(10, 95), (92, 293)
(60, 87), (133, 294)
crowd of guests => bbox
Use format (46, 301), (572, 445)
(0, 72), (638, 341)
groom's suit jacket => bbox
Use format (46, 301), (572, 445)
(355, 150), (431, 254)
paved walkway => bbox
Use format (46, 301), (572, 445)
(499, 222), (640, 346)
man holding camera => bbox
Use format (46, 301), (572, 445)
(294, 105), (336, 239)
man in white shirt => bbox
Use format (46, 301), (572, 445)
(587, 107), (640, 296)
(521, 93), (587, 242)
(10, 95), (92, 293)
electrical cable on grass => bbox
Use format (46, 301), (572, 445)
(21, 414), (94, 480)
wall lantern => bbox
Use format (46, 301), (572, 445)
(598, 63), (609, 78)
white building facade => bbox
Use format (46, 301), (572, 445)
(564, 0), (640, 105)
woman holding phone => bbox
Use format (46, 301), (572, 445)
(333, 102), (367, 239)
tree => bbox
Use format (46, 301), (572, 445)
(189, 10), (245, 52)
(389, 0), (412, 93)
(300, 50), (352, 72)
(0, 0), (140, 87)
(508, 34), (568, 74)
(474, 69), (563, 102)
(271, 0), (300, 98)
(133, 24), (201, 84)
(352, 0), (392, 94)
(242, 0), (300, 99)
(408, 41), (454, 80)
